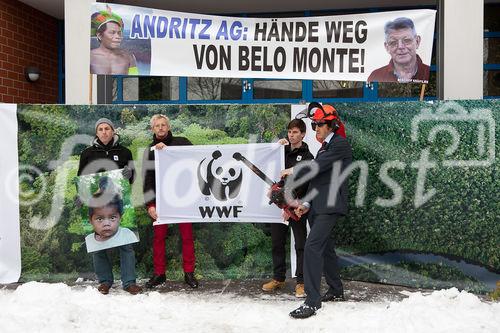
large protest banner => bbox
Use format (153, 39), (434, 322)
(154, 143), (284, 224)
(90, 3), (435, 83)
(0, 104), (21, 284)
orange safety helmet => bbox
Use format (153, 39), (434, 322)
(307, 102), (339, 122)
(295, 102), (346, 138)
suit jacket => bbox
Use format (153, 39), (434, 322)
(306, 133), (352, 215)
(284, 142), (314, 199)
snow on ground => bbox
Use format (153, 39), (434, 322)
(0, 282), (499, 333)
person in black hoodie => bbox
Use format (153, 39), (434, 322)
(143, 114), (198, 289)
(77, 117), (141, 295)
(78, 118), (134, 180)
(261, 119), (314, 298)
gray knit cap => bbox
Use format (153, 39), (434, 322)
(95, 118), (115, 132)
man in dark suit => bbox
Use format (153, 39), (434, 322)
(283, 102), (352, 319)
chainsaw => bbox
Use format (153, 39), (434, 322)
(233, 152), (300, 221)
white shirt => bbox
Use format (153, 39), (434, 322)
(85, 227), (139, 253)
(303, 131), (335, 209)
(322, 132), (334, 146)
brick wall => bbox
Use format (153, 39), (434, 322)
(0, 0), (59, 104)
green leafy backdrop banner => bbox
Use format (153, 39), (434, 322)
(16, 101), (499, 293)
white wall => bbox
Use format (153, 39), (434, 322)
(440, 0), (484, 99)
(0, 104), (21, 283)
(64, 0), (96, 104)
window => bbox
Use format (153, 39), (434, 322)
(115, 77), (179, 102)
(253, 80), (301, 99)
(187, 77), (242, 100)
(484, 5), (500, 31)
(484, 4), (500, 97)
(484, 38), (500, 64)
(484, 71), (500, 96)
(313, 81), (363, 98)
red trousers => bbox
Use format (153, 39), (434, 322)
(153, 223), (196, 275)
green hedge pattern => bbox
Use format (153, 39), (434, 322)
(16, 101), (499, 292)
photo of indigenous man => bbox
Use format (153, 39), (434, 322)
(367, 17), (430, 83)
(90, 5), (138, 75)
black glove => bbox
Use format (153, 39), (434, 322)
(122, 166), (133, 180)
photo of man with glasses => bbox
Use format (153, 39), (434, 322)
(368, 17), (430, 83)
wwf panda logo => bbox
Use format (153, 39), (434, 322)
(197, 150), (243, 201)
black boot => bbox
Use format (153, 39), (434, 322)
(184, 272), (199, 288)
(321, 289), (345, 302)
(145, 274), (166, 289)
(289, 303), (320, 319)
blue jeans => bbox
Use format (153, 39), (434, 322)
(92, 244), (137, 289)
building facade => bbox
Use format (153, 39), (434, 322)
(0, 0), (498, 104)
(0, 0), (59, 103)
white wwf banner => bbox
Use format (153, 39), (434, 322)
(90, 3), (435, 83)
(154, 143), (284, 224)
(0, 104), (21, 283)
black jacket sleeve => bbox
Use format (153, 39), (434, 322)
(143, 147), (156, 207)
(77, 148), (89, 176)
(124, 148), (136, 184)
(292, 150), (315, 199)
(313, 137), (350, 177)
(304, 136), (352, 202)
